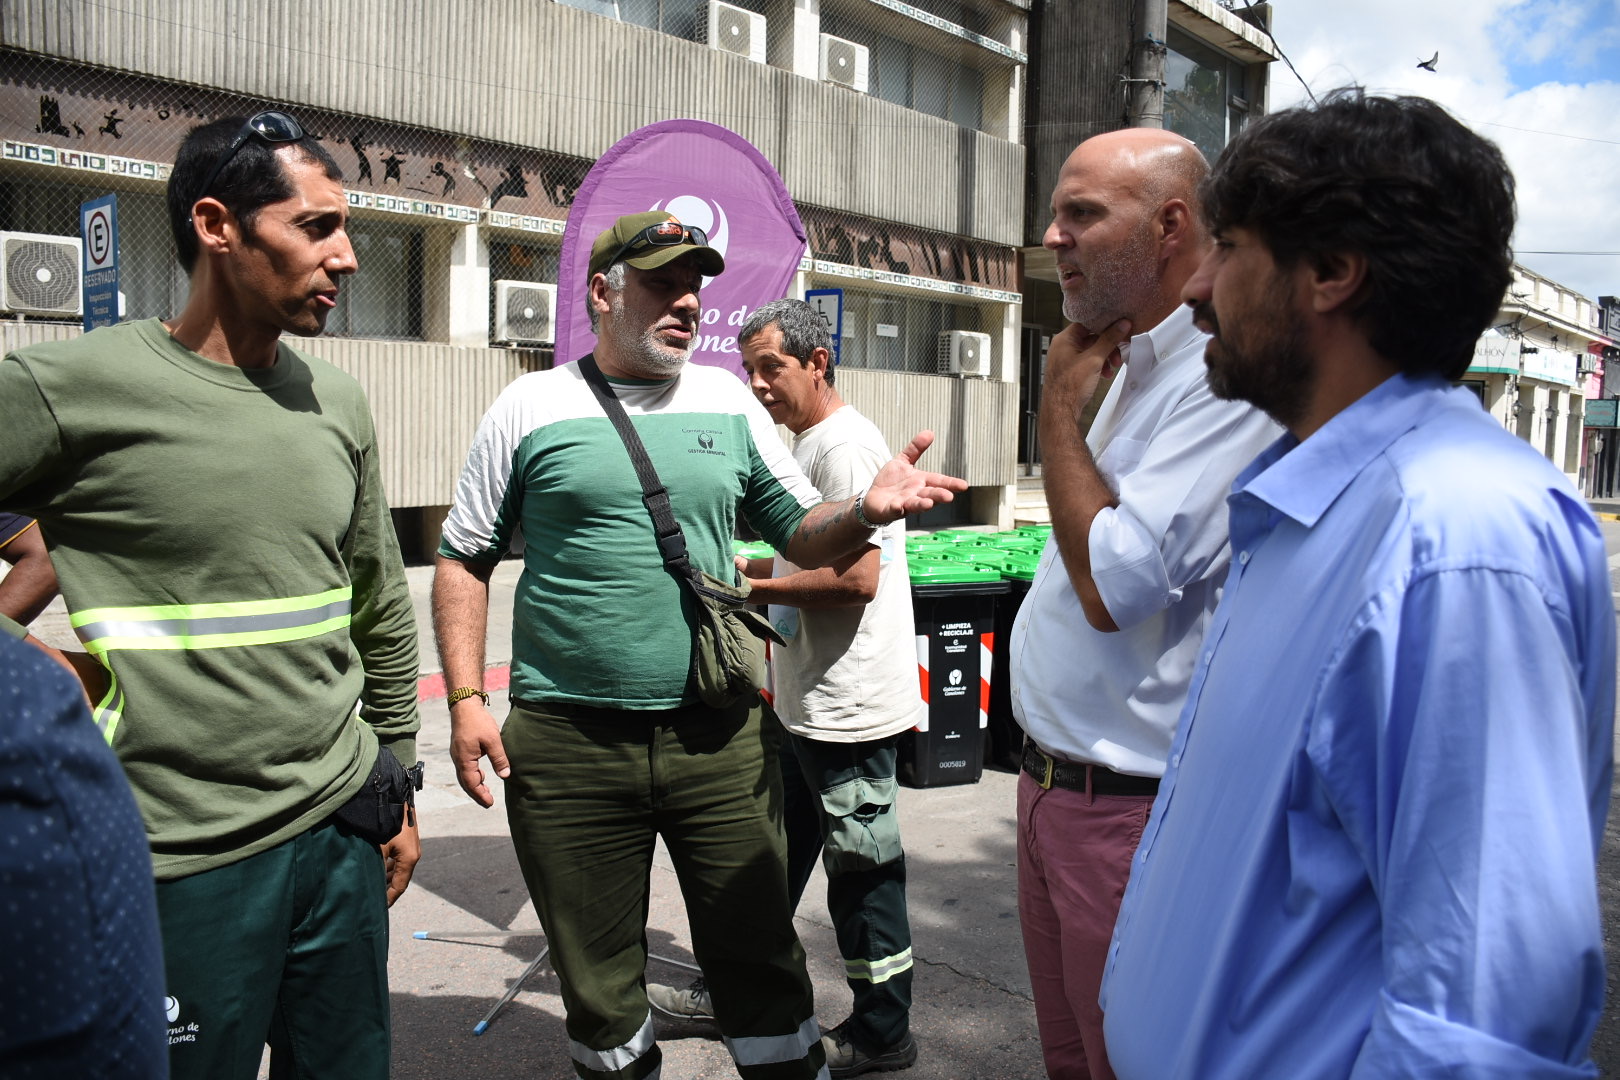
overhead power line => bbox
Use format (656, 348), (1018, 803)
(1477, 122), (1620, 147)
(1232, 0), (1318, 106)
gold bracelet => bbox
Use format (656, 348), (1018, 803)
(446, 686), (490, 707)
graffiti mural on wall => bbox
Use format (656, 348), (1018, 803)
(799, 205), (1014, 292)
(3, 56), (591, 220)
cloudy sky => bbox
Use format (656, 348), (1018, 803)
(1261, 0), (1619, 307)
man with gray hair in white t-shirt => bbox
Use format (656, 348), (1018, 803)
(649, 298), (923, 1079)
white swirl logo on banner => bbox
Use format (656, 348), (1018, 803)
(555, 119), (807, 378)
(651, 195), (729, 286)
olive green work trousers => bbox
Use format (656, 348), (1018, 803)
(503, 693), (827, 1080)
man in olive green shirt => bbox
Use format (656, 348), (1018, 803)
(0, 112), (419, 1080)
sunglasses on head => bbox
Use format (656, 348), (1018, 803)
(605, 220), (710, 268)
(193, 110), (304, 209)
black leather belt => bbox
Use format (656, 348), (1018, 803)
(1021, 742), (1160, 796)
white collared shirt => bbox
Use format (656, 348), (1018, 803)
(1008, 304), (1281, 776)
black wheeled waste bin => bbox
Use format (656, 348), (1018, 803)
(985, 551), (1040, 773)
(900, 560), (1008, 788)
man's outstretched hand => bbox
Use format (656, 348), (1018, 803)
(861, 431), (969, 524)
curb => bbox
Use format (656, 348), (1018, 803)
(418, 664), (510, 702)
(1595, 513), (1620, 522)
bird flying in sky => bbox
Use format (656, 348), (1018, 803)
(1417, 51), (1439, 71)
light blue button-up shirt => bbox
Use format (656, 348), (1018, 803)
(1102, 373), (1615, 1079)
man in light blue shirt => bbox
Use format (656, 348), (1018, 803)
(1101, 90), (1615, 1079)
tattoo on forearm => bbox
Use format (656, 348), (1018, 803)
(798, 498), (855, 541)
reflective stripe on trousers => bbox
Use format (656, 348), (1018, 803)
(570, 1012), (657, 1076)
(846, 946), (913, 984)
(725, 1016), (824, 1067)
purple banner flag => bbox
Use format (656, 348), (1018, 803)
(555, 119), (807, 379)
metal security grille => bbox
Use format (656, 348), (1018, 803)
(0, 49), (594, 345)
(832, 283), (990, 376)
(0, 4), (1015, 341)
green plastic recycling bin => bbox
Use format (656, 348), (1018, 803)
(986, 551), (1040, 772)
(732, 539), (776, 562)
(905, 540), (958, 562)
(902, 560), (1008, 788)
(927, 529), (999, 546)
(988, 532), (1043, 556)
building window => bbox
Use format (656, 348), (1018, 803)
(490, 237), (561, 288)
(1164, 27), (1255, 161)
(325, 216), (424, 340)
(558, 0), (765, 43)
(0, 177), (185, 322)
(488, 236), (561, 343)
(830, 284), (987, 376)
(821, 14), (984, 130)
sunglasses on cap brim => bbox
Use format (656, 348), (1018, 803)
(605, 221), (711, 269)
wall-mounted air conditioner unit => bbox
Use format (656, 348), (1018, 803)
(494, 280), (557, 345)
(0, 231), (82, 317)
(938, 330), (992, 378)
(708, 0), (767, 64)
(819, 34), (870, 93)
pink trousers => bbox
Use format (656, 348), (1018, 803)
(1017, 770), (1154, 1080)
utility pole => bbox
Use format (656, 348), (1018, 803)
(1127, 0), (1168, 128)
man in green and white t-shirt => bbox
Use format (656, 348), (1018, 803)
(651, 299), (924, 1079)
(433, 213), (964, 1080)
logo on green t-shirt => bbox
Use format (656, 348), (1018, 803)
(685, 428), (725, 456)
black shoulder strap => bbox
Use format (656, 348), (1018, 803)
(576, 354), (695, 581)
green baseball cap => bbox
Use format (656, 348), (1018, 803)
(588, 211), (725, 282)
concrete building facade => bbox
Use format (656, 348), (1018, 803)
(16, 5), (1597, 541)
(0, 0), (1029, 545)
(1013, 0), (1278, 521)
(1464, 265), (1611, 490)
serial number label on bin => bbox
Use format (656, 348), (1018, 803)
(938, 759), (968, 769)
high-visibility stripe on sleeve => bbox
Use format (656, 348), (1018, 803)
(570, 1011), (657, 1075)
(845, 947), (913, 984)
(91, 666), (124, 744)
(72, 587), (352, 654)
(724, 1016), (822, 1067)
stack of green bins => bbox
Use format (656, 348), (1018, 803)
(902, 558), (1007, 788)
